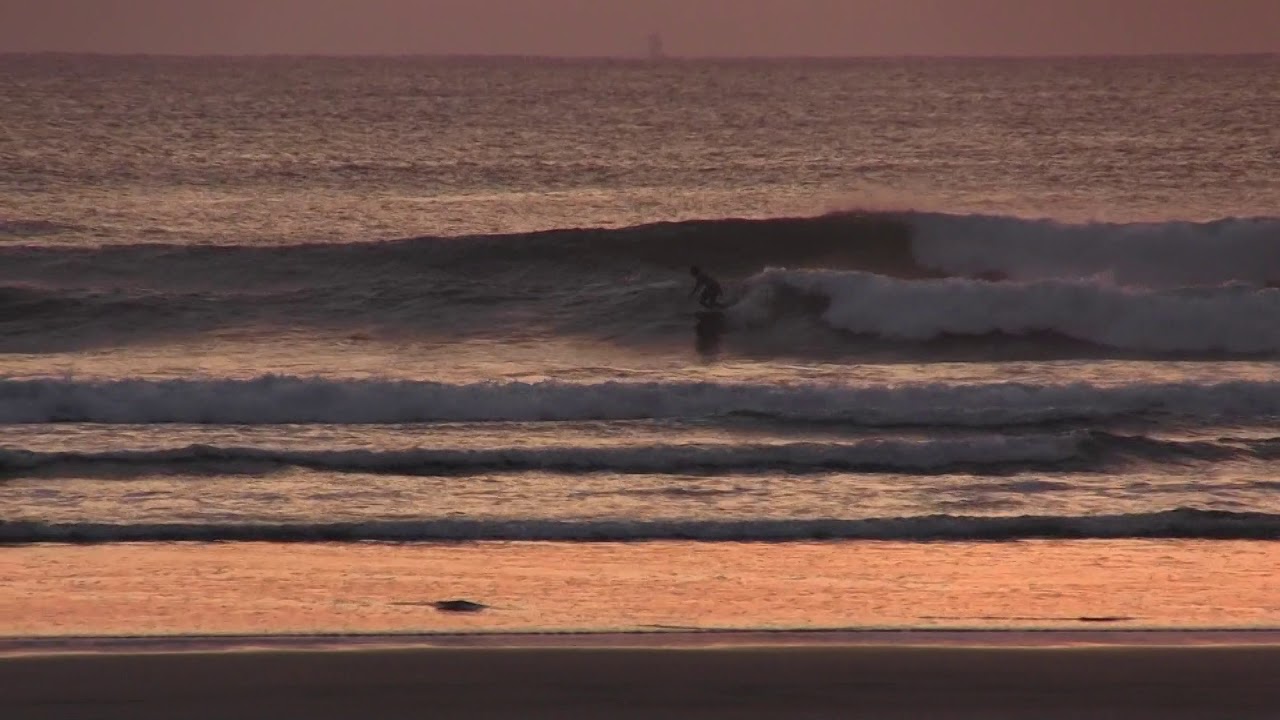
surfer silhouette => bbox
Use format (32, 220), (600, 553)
(689, 266), (724, 309)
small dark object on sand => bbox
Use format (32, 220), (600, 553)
(432, 599), (488, 613)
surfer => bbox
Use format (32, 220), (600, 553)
(689, 266), (724, 309)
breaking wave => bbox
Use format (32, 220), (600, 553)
(732, 268), (1280, 354)
(911, 213), (1280, 287)
(4, 212), (1279, 291)
(3, 211), (1280, 355)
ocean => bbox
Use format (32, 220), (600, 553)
(2, 54), (1279, 636)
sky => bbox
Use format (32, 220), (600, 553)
(2, 0), (1278, 57)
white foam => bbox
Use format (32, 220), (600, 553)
(733, 268), (1280, 353)
(911, 213), (1280, 287)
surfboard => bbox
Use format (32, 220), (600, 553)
(694, 300), (733, 317)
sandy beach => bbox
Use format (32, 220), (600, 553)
(3, 642), (1279, 719)
(5, 540), (1279, 636)
(5, 540), (1278, 717)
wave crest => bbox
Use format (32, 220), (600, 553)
(732, 268), (1280, 354)
(913, 213), (1280, 287)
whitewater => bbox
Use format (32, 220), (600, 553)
(3, 54), (1280, 567)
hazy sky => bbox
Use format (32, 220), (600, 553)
(2, 0), (1278, 57)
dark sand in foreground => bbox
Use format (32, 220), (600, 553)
(4, 643), (1279, 719)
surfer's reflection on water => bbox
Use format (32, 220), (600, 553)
(695, 311), (726, 359)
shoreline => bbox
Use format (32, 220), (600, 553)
(6, 627), (1280, 657)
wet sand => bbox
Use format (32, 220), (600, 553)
(5, 541), (1280, 717)
(4, 540), (1279, 635)
(3, 643), (1280, 719)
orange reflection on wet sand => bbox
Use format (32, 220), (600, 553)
(3, 540), (1278, 637)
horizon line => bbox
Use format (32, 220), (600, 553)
(3, 50), (1277, 62)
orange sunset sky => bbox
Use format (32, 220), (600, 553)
(2, 0), (1278, 57)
